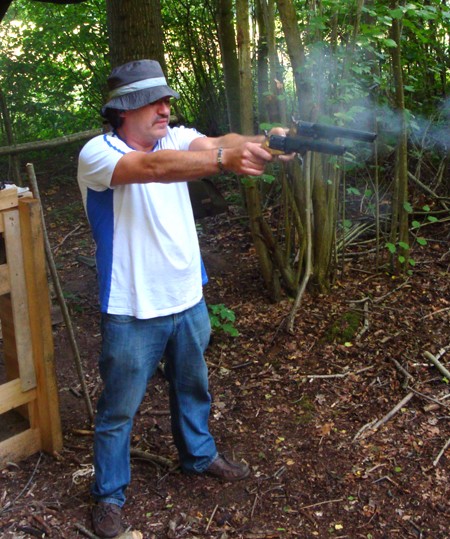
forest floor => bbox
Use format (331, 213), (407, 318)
(0, 148), (449, 539)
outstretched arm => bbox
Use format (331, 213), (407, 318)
(111, 132), (278, 186)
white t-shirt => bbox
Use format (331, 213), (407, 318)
(77, 126), (205, 318)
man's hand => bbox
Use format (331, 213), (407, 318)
(222, 141), (273, 176)
(264, 127), (296, 162)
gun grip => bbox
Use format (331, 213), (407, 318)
(265, 135), (287, 155)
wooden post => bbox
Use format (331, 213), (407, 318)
(19, 198), (63, 453)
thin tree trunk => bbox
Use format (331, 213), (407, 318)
(390, 1), (409, 267)
(216, 0), (241, 132)
(0, 89), (22, 185)
(236, 0), (277, 298)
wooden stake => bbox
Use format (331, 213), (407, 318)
(25, 163), (94, 424)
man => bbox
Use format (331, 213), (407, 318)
(78, 59), (282, 538)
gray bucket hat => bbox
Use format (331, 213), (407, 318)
(101, 59), (180, 117)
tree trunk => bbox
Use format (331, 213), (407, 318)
(0, 89), (22, 185)
(389, 1), (409, 268)
(236, 0), (277, 299)
(106, 0), (166, 70)
(216, 0), (241, 132)
(275, 0), (308, 117)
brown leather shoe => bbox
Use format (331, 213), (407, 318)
(92, 502), (122, 538)
(205, 454), (250, 481)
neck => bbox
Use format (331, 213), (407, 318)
(115, 127), (157, 153)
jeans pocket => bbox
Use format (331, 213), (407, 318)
(102, 313), (136, 325)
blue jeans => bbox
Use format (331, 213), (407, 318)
(92, 298), (217, 507)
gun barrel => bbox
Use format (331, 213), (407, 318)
(268, 135), (346, 156)
(296, 120), (377, 143)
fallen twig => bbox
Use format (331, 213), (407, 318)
(409, 388), (450, 411)
(372, 475), (401, 489)
(53, 223), (83, 255)
(355, 298), (370, 341)
(140, 407), (170, 416)
(205, 504), (218, 533)
(0, 453), (43, 515)
(297, 497), (344, 510)
(354, 392), (414, 440)
(389, 357), (413, 388)
(74, 522), (98, 539)
(130, 448), (175, 469)
(352, 419), (378, 442)
(424, 350), (450, 380)
(371, 391), (414, 431)
(305, 365), (375, 380)
(421, 307), (450, 320)
(373, 279), (411, 304)
(433, 437), (450, 467)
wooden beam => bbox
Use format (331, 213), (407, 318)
(0, 429), (41, 469)
(0, 128), (102, 157)
(0, 379), (37, 415)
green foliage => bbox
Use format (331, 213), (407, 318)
(0, 0), (108, 143)
(385, 200), (442, 274)
(208, 303), (239, 337)
(161, 0), (228, 134)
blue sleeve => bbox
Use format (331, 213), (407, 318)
(201, 256), (208, 286)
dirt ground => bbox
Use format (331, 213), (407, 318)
(0, 149), (449, 539)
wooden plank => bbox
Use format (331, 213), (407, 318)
(0, 187), (18, 211)
(0, 379), (37, 415)
(0, 428), (41, 469)
(3, 208), (36, 391)
(19, 198), (63, 454)
(0, 263), (9, 295)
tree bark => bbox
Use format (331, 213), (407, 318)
(236, 0), (277, 298)
(216, 0), (241, 132)
(106, 0), (166, 70)
(0, 89), (23, 185)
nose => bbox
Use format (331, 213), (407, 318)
(156, 98), (171, 114)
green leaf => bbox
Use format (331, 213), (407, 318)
(417, 237), (427, 246)
(398, 241), (410, 250)
(408, 258), (416, 266)
(222, 324), (239, 337)
(422, 204), (431, 212)
(389, 8), (404, 18)
(398, 256), (406, 264)
(427, 216), (438, 223)
(403, 201), (413, 213)
(386, 242), (396, 254)
(411, 220), (421, 229)
(383, 38), (398, 48)
(260, 174), (276, 184)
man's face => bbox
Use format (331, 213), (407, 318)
(122, 97), (172, 144)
